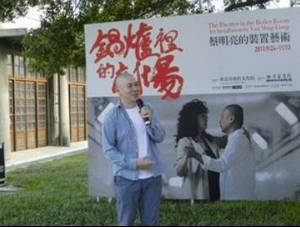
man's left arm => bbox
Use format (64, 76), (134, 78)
(144, 104), (165, 143)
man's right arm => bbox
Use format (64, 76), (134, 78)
(201, 135), (247, 173)
(102, 115), (137, 170)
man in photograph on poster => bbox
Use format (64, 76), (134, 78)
(188, 104), (256, 200)
(101, 72), (166, 225)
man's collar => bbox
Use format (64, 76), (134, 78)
(228, 128), (243, 140)
(116, 100), (137, 109)
(116, 100), (122, 108)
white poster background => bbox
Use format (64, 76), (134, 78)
(85, 8), (300, 201)
(85, 8), (300, 99)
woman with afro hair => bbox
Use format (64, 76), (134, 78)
(175, 99), (226, 203)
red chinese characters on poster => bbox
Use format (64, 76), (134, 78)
(89, 21), (184, 99)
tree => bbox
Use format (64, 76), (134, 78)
(0, 0), (285, 75)
(22, 0), (196, 75)
(0, 0), (43, 22)
(224, 0), (273, 11)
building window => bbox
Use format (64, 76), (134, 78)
(8, 54), (48, 151)
(25, 58), (36, 79)
(14, 55), (25, 78)
(68, 67), (87, 142)
(7, 54), (13, 76)
(78, 67), (86, 82)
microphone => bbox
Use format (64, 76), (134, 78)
(136, 99), (151, 126)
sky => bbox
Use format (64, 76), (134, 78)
(0, 6), (42, 29)
(0, 0), (293, 30)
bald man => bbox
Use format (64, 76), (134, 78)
(187, 105), (256, 200)
(102, 72), (165, 226)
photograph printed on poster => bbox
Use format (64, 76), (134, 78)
(88, 91), (300, 201)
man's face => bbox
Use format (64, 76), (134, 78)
(219, 109), (233, 133)
(117, 76), (139, 104)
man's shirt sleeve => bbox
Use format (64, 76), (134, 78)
(102, 114), (137, 170)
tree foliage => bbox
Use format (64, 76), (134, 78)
(22, 0), (197, 75)
(0, 0), (282, 75)
(0, 0), (37, 22)
(224, 0), (273, 11)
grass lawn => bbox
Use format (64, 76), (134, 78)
(0, 152), (300, 225)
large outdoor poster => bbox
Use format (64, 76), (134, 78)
(85, 8), (300, 200)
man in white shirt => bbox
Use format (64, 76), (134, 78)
(102, 72), (165, 225)
(188, 104), (256, 200)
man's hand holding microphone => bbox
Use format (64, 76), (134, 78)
(137, 99), (151, 127)
(136, 98), (153, 170)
